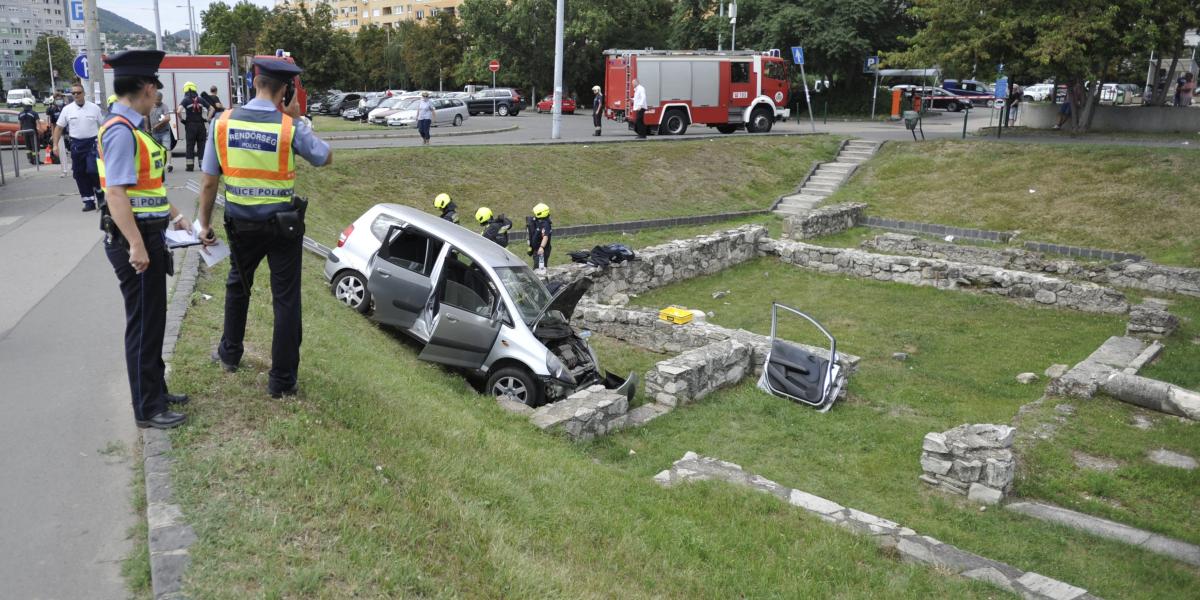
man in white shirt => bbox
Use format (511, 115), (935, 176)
(52, 82), (107, 211)
(631, 78), (647, 139)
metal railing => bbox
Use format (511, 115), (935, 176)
(0, 128), (42, 184)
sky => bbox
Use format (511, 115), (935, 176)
(99, 0), (274, 36)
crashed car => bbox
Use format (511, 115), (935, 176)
(323, 204), (634, 406)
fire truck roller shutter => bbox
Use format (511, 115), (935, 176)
(638, 61), (662, 108)
(691, 61), (719, 107)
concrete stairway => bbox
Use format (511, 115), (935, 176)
(774, 139), (880, 217)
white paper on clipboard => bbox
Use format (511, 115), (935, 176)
(191, 221), (230, 267)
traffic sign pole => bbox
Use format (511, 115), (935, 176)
(488, 60), (500, 116)
(791, 47), (815, 133)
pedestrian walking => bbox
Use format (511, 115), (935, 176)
(1178, 72), (1195, 107)
(176, 81), (213, 171)
(97, 49), (193, 429)
(147, 92), (174, 172)
(434, 192), (459, 223)
(631, 78), (647, 139)
(417, 91), (435, 145)
(592, 84), (603, 136)
(527, 202), (552, 271)
(197, 57), (333, 399)
(475, 206), (512, 247)
(17, 99), (39, 165)
(52, 82), (106, 211)
(201, 85), (226, 116)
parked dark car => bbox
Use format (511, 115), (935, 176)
(466, 88), (525, 116)
(945, 86), (995, 107)
(316, 92), (364, 115)
(916, 87), (974, 112)
(307, 90), (342, 115)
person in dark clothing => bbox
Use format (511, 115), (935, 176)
(433, 192), (459, 223)
(474, 206), (512, 247)
(528, 202), (552, 270)
(176, 81), (213, 171)
(17, 100), (39, 165)
(591, 84), (603, 136)
(201, 85), (225, 115)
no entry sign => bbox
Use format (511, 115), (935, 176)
(488, 60), (500, 73)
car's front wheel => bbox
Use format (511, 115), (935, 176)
(332, 270), (372, 314)
(488, 366), (542, 407)
(453, 114), (463, 126)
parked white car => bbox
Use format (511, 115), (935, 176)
(387, 97), (469, 127)
(1022, 84), (1054, 102)
(368, 96), (418, 124)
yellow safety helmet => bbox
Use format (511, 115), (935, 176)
(182, 81), (197, 93)
(475, 206), (494, 225)
(434, 193), (452, 210)
(532, 203), (550, 219)
(107, 94), (118, 105)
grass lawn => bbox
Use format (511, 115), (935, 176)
(309, 115), (384, 132)
(297, 136), (839, 248)
(825, 139), (1200, 266)
(162, 251), (1004, 598)
(629, 258), (1199, 598)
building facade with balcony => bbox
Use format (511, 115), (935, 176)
(0, 0), (71, 89)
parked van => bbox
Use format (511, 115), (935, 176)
(6, 89), (35, 108)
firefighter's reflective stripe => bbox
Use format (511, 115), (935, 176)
(97, 115), (169, 219)
(215, 109), (296, 220)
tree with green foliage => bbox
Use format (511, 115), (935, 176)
(397, 13), (465, 90)
(200, 1), (271, 59)
(257, 2), (356, 92)
(21, 34), (74, 93)
(352, 25), (391, 90)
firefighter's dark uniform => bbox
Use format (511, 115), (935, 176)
(481, 214), (512, 247)
(440, 202), (460, 223)
(98, 49), (188, 429)
(204, 58), (331, 398)
(179, 89), (211, 171)
(17, 104), (38, 164)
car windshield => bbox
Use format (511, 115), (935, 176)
(494, 267), (554, 325)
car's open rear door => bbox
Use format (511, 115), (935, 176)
(757, 302), (843, 412)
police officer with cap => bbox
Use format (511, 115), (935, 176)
(100, 49), (192, 429)
(198, 57), (332, 399)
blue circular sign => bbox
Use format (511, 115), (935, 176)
(73, 54), (88, 80)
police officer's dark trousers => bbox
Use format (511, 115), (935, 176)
(184, 121), (206, 168)
(69, 137), (103, 201)
(217, 222), (303, 391)
(105, 231), (170, 421)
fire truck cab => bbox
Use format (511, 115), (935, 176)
(604, 49), (790, 135)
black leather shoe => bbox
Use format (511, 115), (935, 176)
(137, 410), (187, 429)
(269, 385), (299, 399)
(164, 393), (189, 405)
(211, 349), (238, 373)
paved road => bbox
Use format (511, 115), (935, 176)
(0, 161), (199, 599)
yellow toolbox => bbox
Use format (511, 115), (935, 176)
(658, 305), (694, 325)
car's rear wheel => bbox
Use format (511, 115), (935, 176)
(488, 366), (542, 407)
(497, 104), (510, 116)
(453, 114), (463, 126)
(332, 270), (371, 314)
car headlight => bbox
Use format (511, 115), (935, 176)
(546, 352), (575, 384)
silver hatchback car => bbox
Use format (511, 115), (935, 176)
(323, 204), (634, 406)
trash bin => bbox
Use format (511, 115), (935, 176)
(903, 110), (920, 130)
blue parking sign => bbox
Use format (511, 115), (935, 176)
(70, 0), (84, 22)
(864, 55), (880, 73)
(791, 47), (804, 66)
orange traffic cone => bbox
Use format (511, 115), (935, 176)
(44, 146), (53, 165)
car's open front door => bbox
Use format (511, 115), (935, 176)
(757, 302), (843, 412)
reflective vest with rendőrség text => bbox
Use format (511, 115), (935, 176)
(214, 108), (296, 221)
(97, 115), (169, 220)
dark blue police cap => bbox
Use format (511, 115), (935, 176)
(253, 58), (303, 82)
(106, 49), (166, 78)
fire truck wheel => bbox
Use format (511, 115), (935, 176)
(716, 125), (738, 134)
(746, 107), (773, 133)
(660, 110), (689, 135)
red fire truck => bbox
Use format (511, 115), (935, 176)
(603, 49), (791, 135)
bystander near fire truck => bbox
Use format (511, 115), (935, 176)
(603, 49), (791, 135)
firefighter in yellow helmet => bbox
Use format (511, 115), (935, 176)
(433, 192), (459, 223)
(527, 202), (552, 270)
(175, 80), (213, 170)
(475, 206), (512, 247)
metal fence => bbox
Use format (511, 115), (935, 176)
(0, 128), (41, 185)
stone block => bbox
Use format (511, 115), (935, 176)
(1016, 372), (1039, 384)
(920, 453), (953, 475)
(967, 483), (1003, 505)
(921, 432), (948, 453)
(1044, 364), (1070, 379)
(1014, 572), (1089, 600)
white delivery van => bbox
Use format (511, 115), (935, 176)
(6, 89), (35, 108)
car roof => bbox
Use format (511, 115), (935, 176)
(375, 204), (528, 269)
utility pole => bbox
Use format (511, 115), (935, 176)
(47, 36), (56, 91)
(153, 0), (163, 51)
(718, 3), (723, 51)
(83, 0), (106, 105)
(729, 1), (737, 52)
(550, 0), (564, 139)
(186, 0), (197, 54)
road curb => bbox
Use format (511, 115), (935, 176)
(319, 124), (519, 141)
(143, 247), (201, 599)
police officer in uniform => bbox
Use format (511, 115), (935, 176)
(198, 58), (332, 399)
(99, 49), (192, 429)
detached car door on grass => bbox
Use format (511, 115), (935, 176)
(417, 250), (503, 369)
(368, 226), (443, 330)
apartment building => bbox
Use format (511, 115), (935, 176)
(276, 0), (460, 33)
(0, 0), (71, 88)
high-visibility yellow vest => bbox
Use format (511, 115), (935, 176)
(97, 115), (169, 220)
(214, 108), (296, 220)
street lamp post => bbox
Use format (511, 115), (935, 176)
(550, 0), (564, 139)
(729, 1), (737, 52)
(176, 2), (197, 54)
